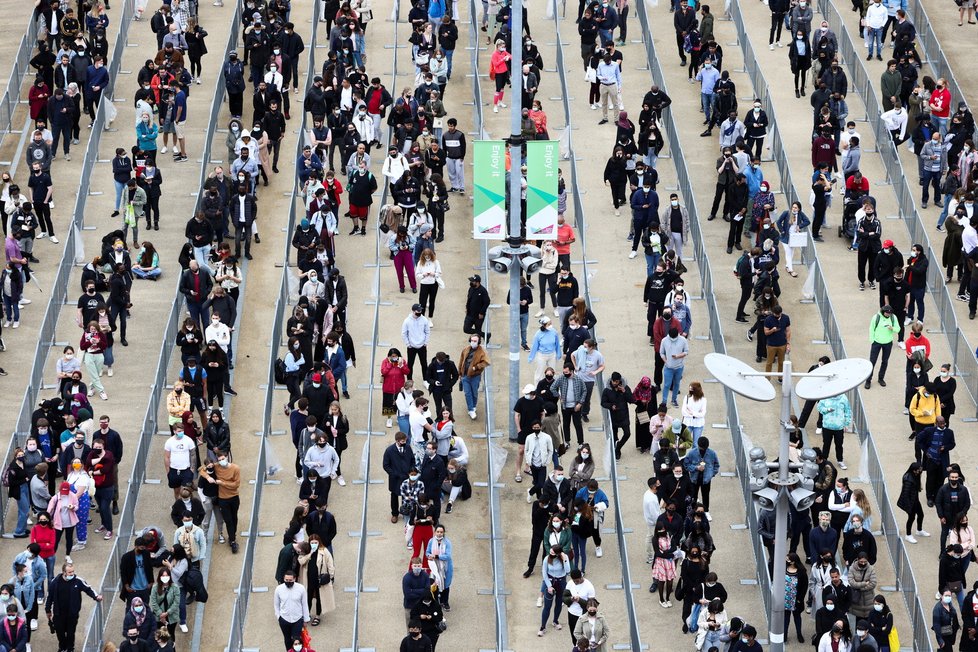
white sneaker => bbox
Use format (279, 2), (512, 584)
(337, 475), (346, 486)
(64, 556), (73, 564)
(527, 488), (534, 503)
(536, 596), (544, 607)
(161, 146), (168, 154)
(19, 298), (30, 305)
(838, 460), (847, 470)
(897, 342), (905, 349)
(905, 534), (918, 543)
(595, 546), (603, 557)
(917, 529), (931, 537)
(12, 321), (18, 329)
(38, 232), (47, 239)
(29, 619), (37, 631)
(705, 511), (712, 521)
(73, 542), (86, 551)
(468, 410), (477, 419)
(386, 417), (393, 428)
(99, 391), (108, 400)
(179, 624), (189, 633)
(553, 309), (559, 317)
(628, 251), (637, 259)
(499, 102), (507, 108)
(769, 43), (774, 50)
(591, 103), (599, 110)
(614, 209), (620, 216)
(88, 388), (95, 397)
(534, 310), (544, 317)
(815, 428), (822, 435)
(50, 235), (59, 243)
(2, 321), (8, 328)
(195, 78), (202, 85)
(493, 104), (498, 113)
(107, 367), (113, 377)
(423, 381), (430, 390)
(65, 153), (71, 161)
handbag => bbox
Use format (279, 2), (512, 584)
(788, 231), (809, 248)
(301, 626), (313, 648)
(584, 67), (597, 83)
(888, 627), (900, 650)
(675, 577), (686, 600)
(436, 277), (445, 289)
(432, 117), (444, 130)
(436, 620), (448, 632)
(949, 580), (964, 593)
(941, 624), (954, 636)
(685, 602), (702, 633)
(676, 258), (688, 275)
(637, 411), (651, 425)
(318, 573), (331, 585)
(398, 500), (414, 515)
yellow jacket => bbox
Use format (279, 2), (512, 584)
(910, 391), (941, 425)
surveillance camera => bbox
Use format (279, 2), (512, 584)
(490, 256), (512, 274)
(753, 486), (779, 511)
(519, 255), (541, 274)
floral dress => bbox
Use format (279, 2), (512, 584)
(652, 535), (677, 582)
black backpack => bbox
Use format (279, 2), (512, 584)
(274, 358), (287, 385)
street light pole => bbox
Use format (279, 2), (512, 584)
(704, 353), (871, 652)
(506, 5), (524, 440)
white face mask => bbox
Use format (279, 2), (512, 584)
(581, 452), (590, 459)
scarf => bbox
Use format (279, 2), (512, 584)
(633, 376), (653, 403)
(177, 526), (200, 559)
(130, 597), (147, 626)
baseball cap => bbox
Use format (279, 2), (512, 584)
(672, 420), (682, 433)
(882, 239), (894, 248)
(522, 384), (536, 394)
(312, 373), (323, 382)
(412, 303), (423, 312)
(468, 274), (481, 282)
(538, 315), (551, 324)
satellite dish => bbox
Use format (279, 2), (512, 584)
(794, 358), (873, 401)
(704, 353), (776, 402)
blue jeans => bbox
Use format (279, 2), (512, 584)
(907, 287), (926, 322)
(114, 180), (126, 211)
(663, 365), (685, 403)
(14, 490), (30, 535)
(865, 27), (883, 56)
(397, 415), (410, 435)
(938, 193), (954, 228)
(541, 575), (567, 628)
(645, 151), (659, 169)
(931, 115), (949, 139)
(445, 48), (455, 77)
(571, 532), (588, 572)
(133, 266), (162, 279)
(689, 425), (704, 445)
(461, 375), (481, 412)
(645, 252), (660, 277)
(2, 294), (20, 322)
(701, 93), (715, 124)
(192, 245), (213, 274)
(519, 312), (529, 347)
(337, 369), (348, 393)
(187, 301), (209, 331)
(179, 585), (188, 625)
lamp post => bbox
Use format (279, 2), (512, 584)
(506, 5), (524, 439)
(703, 353), (871, 652)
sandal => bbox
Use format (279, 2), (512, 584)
(788, 270), (798, 277)
(515, 474), (523, 482)
(311, 618), (321, 627)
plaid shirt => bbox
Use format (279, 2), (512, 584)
(399, 478), (426, 503)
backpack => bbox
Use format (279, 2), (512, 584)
(274, 358), (287, 385)
(1, 465), (10, 487)
(683, 31), (700, 54)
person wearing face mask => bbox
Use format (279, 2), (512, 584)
(941, 544), (968, 608)
(457, 331), (490, 419)
(866, 596), (894, 652)
(122, 609), (154, 649)
(847, 552), (878, 626)
(173, 511), (206, 569)
(909, 380), (941, 441)
(936, 468), (971, 551)
(916, 416), (956, 504)
(46, 562), (102, 652)
(788, 29), (813, 98)
(273, 569), (310, 650)
(297, 533), (335, 627)
(933, 589), (961, 651)
(0, 601), (26, 652)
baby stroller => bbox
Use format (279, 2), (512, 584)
(839, 191), (876, 241)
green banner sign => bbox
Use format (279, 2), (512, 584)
(473, 140), (507, 240)
(525, 140), (558, 240)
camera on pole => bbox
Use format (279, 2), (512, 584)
(488, 238), (542, 275)
(748, 444), (819, 512)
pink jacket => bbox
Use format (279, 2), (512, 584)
(47, 492), (80, 530)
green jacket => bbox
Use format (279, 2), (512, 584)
(868, 312), (898, 344)
(880, 70), (902, 110)
(149, 583), (180, 624)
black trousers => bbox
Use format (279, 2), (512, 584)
(218, 495), (240, 543)
(770, 12), (785, 43)
(924, 457), (946, 502)
(727, 216), (745, 249)
(418, 283), (438, 317)
(821, 428), (844, 462)
(146, 194), (161, 226)
(654, 353), (665, 387)
(710, 182), (732, 217)
(390, 490), (401, 517)
(612, 422), (631, 457)
(538, 272), (558, 308)
(857, 248), (877, 283)
(228, 92), (243, 117)
(53, 614), (80, 652)
(690, 478), (712, 510)
(747, 136), (765, 160)
(109, 302), (128, 340)
(676, 32), (686, 61)
(279, 616), (304, 651)
(869, 341), (892, 381)
(561, 407), (584, 445)
(527, 529), (545, 570)
(407, 345), (429, 380)
(432, 390), (452, 416)
(903, 496), (924, 535)
(234, 223), (252, 257)
(737, 280), (752, 318)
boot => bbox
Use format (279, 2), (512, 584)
(153, 221), (159, 230)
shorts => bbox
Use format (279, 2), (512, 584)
(167, 467), (193, 489)
(190, 395), (206, 412)
(174, 121), (187, 139)
(161, 119), (176, 134)
(517, 430), (530, 445)
(349, 204), (369, 218)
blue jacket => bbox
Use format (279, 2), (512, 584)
(683, 447), (720, 484)
(575, 487), (609, 507)
(324, 346), (347, 381)
(528, 328), (560, 361)
(630, 187), (659, 223)
(884, 0), (906, 15)
(84, 64), (109, 98)
(136, 121), (159, 151)
(425, 536), (453, 587)
(402, 569), (431, 609)
(11, 551), (46, 599)
(744, 166), (764, 198)
(809, 524), (839, 561)
(775, 210), (811, 244)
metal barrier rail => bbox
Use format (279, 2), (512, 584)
(1, 0), (136, 535)
(633, 0), (772, 624)
(224, 4), (321, 650)
(548, 11), (643, 650)
(77, 5), (243, 650)
(0, 17), (39, 152)
(711, 5), (936, 648)
(467, 2), (510, 648)
(815, 0), (978, 417)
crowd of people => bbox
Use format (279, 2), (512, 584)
(4, 0), (978, 647)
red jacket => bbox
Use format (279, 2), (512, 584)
(87, 450), (116, 488)
(30, 524), (57, 559)
(380, 358), (410, 394)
